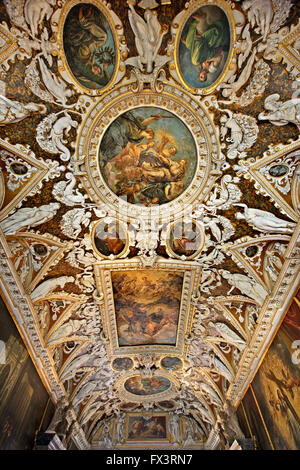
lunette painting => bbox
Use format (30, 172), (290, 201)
(111, 270), (184, 346)
(99, 107), (197, 206)
(161, 356), (183, 371)
(178, 5), (230, 89)
(127, 415), (167, 440)
(63, 3), (116, 90)
(112, 357), (133, 371)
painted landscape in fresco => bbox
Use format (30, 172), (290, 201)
(0, 297), (52, 450)
(99, 107), (197, 206)
(178, 5), (230, 89)
(63, 3), (116, 89)
(111, 270), (184, 346)
(250, 298), (300, 450)
(128, 415), (167, 440)
(124, 376), (171, 396)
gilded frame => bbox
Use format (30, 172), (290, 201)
(165, 218), (205, 260)
(90, 217), (130, 260)
(56, 0), (126, 95)
(115, 370), (180, 404)
(169, 0), (236, 95)
(75, 85), (222, 224)
(125, 412), (170, 442)
(94, 257), (201, 358)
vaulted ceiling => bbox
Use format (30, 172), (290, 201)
(0, 0), (299, 450)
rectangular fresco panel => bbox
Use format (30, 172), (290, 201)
(250, 297), (300, 450)
(111, 270), (184, 347)
(127, 415), (168, 441)
(0, 296), (53, 450)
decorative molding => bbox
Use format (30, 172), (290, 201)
(94, 257), (201, 358)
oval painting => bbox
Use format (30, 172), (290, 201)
(120, 402), (138, 410)
(10, 162), (28, 175)
(161, 356), (183, 371)
(32, 244), (48, 257)
(245, 245), (259, 258)
(93, 219), (127, 258)
(63, 3), (116, 90)
(99, 107), (197, 206)
(178, 5), (231, 89)
(124, 375), (171, 396)
(168, 220), (204, 258)
(112, 357), (134, 371)
(269, 164), (289, 178)
(158, 400), (176, 410)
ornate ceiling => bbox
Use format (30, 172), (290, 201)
(0, 0), (299, 450)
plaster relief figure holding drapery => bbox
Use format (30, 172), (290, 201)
(168, 413), (180, 444)
(38, 57), (74, 106)
(216, 399), (245, 447)
(202, 351), (233, 383)
(24, 0), (56, 38)
(59, 344), (106, 383)
(0, 95), (46, 126)
(209, 321), (246, 351)
(219, 269), (268, 306)
(46, 319), (87, 346)
(0, 203), (60, 235)
(258, 94), (300, 129)
(198, 382), (223, 407)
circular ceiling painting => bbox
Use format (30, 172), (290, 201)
(177, 4), (231, 90)
(99, 107), (198, 206)
(63, 3), (116, 90)
(124, 375), (171, 396)
(77, 87), (220, 223)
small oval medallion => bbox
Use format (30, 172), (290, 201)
(63, 3), (116, 91)
(178, 5), (231, 90)
(269, 165), (288, 178)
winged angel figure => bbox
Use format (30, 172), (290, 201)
(4, 0), (56, 38)
(127, 5), (168, 73)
